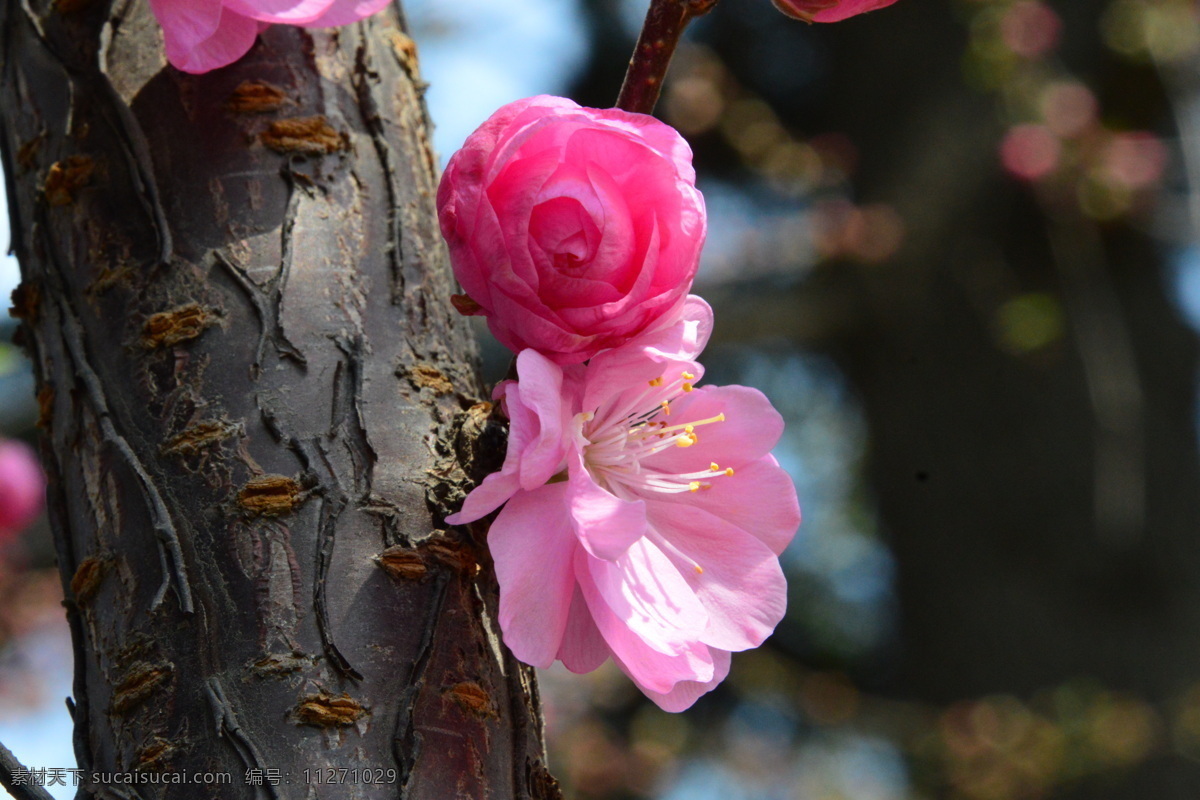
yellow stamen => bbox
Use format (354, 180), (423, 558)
(694, 565), (704, 575)
(710, 462), (720, 472)
(682, 383), (694, 392)
(677, 434), (697, 448)
(648, 376), (663, 387)
(684, 425), (694, 433)
(724, 467), (735, 476)
(660, 401), (670, 415)
(682, 371), (695, 380)
(689, 481), (701, 492)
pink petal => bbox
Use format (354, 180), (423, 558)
(588, 613), (714, 695)
(300, 0), (389, 26)
(581, 296), (711, 411)
(649, 455), (800, 556)
(628, 648), (731, 712)
(513, 349), (571, 489)
(567, 460), (647, 561)
(0, 441), (43, 537)
(444, 469), (519, 525)
(149, 0), (222, 48)
(810, 0), (899, 21)
(582, 538), (708, 659)
(151, 0), (259, 74)
(645, 385), (784, 475)
(221, 0), (337, 25)
(772, 0), (899, 22)
(557, 586), (610, 673)
(647, 503), (788, 652)
(580, 355), (700, 422)
(586, 106), (699, 186)
(488, 291), (592, 363)
(448, 351), (577, 524)
(490, 485), (578, 668)
(644, 294), (713, 360)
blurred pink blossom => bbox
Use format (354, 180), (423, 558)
(447, 301), (799, 711)
(1000, 0), (1063, 59)
(1041, 83), (1099, 139)
(148, 0), (390, 73)
(0, 441), (43, 541)
(437, 96), (706, 365)
(771, 0), (899, 23)
(1000, 124), (1061, 182)
(1103, 132), (1169, 190)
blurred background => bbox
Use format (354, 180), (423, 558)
(5, 0), (1200, 797)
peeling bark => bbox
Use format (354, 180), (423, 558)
(0, 1), (557, 797)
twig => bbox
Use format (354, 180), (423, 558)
(616, 0), (720, 114)
(0, 740), (56, 800)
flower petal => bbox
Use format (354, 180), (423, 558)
(444, 469), (519, 525)
(490, 485), (578, 668)
(513, 350), (571, 489)
(580, 556), (710, 695)
(643, 294), (713, 360)
(581, 295), (711, 411)
(647, 503), (788, 652)
(151, 0), (260, 74)
(222, 0), (337, 25)
(626, 648), (731, 712)
(645, 384), (784, 475)
(557, 586), (610, 673)
(649, 454), (800, 555)
(581, 538), (708, 661)
(300, 0), (389, 26)
(567, 460), (647, 561)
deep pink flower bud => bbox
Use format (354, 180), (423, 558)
(772, 0), (899, 22)
(148, 0), (391, 74)
(0, 441), (44, 540)
(437, 96), (707, 365)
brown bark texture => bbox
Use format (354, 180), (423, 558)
(0, 1), (557, 797)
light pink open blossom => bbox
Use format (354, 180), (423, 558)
(772, 0), (899, 22)
(148, 0), (390, 73)
(437, 95), (707, 365)
(0, 441), (44, 542)
(447, 300), (799, 710)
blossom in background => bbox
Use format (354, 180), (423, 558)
(772, 0), (899, 23)
(437, 95), (707, 365)
(448, 301), (799, 711)
(149, 0), (390, 73)
(0, 441), (43, 542)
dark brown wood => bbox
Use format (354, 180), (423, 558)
(616, 0), (719, 114)
(0, 1), (557, 797)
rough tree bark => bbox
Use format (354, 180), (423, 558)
(0, 1), (558, 797)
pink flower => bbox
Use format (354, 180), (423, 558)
(0, 441), (44, 541)
(447, 301), (799, 711)
(148, 0), (390, 74)
(772, 0), (899, 22)
(437, 96), (707, 365)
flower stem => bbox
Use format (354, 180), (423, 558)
(616, 0), (720, 115)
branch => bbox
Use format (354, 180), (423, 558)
(0, 740), (56, 800)
(616, 0), (720, 114)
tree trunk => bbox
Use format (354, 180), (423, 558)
(0, 1), (556, 797)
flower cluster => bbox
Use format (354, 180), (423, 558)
(439, 97), (801, 711)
